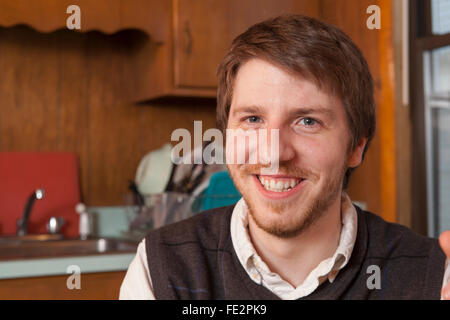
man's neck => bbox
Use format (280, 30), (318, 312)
(247, 196), (342, 288)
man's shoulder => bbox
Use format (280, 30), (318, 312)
(357, 207), (442, 258)
(144, 205), (235, 245)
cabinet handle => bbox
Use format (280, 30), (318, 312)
(184, 21), (192, 57)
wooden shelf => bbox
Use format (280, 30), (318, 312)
(0, 0), (169, 42)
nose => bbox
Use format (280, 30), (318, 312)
(276, 127), (296, 162)
(261, 126), (295, 165)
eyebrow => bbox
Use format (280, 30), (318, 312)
(231, 105), (265, 117)
(286, 107), (335, 119)
(231, 105), (335, 118)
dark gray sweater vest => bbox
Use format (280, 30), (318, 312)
(145, 205), (446, 299)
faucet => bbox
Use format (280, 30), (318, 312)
(17, 188), (45, 236)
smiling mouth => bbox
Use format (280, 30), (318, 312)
(256, 175), (304, 192)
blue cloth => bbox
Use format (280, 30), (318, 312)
(201, 171), (241, 211)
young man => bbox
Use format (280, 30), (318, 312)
(120, 15), (450, 300)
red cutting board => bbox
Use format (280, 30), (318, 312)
(0, 152), (80, 237)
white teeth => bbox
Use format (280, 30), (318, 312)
(270, 180), (276, 189)
(290, 179), (296, 188)
(276, 181), (283, 189)
(257, 176), (301, 192)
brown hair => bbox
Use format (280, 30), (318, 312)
(216, 14), (376, 189)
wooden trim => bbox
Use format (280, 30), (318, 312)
(424, 0), (433, 36)
(413, 0), (430, 38)
(169, 87), (217, 98)
(378, 0), (397, 223)
(416, 33), (450, 50)
(393, 0), (412, 228)
(0, 0), (168, 42)
(409, 0), (429, 235)
(172, 0), (181, 88)
(0, 271), (126, 299)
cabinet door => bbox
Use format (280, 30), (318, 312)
(173, 0), (320, 89)
(0, 271), (126, 299)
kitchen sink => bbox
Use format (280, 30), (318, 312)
(0, 234), (64, 243)
(0, 237), (139, 260)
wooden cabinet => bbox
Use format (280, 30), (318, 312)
(0, 0), (320, 101)
(131, 0), (322, 101)
(0, 271), (126, 300)
(169, 0), (321, 97)
(173, 0), (229, 90)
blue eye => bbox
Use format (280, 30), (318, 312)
(299, 117), (317, 126)
(247, 116), (261, 123)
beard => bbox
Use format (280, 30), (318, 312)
(228, 161), (347, 239)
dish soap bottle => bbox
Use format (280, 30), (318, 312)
(75, 203), (91, 240)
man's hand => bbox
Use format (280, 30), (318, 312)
(439, 231), (450, 300)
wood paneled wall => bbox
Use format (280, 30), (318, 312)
(320, 0), (381, 217)
(0, 25), (217, 206)
(321, 0), (397, 222)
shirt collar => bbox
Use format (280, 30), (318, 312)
(230, 191), (358, 288)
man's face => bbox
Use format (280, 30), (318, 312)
(226, 58), (365, 238)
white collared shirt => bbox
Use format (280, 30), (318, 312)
(230, 192), (357, 299)
(119, 193), (450, 300)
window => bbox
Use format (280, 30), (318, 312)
(431, 0), (450, 35)
(411, 0), (450, 237)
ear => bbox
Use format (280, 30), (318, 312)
(347, 137), (368, 168)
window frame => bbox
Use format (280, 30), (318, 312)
(410, 0), (450, 236)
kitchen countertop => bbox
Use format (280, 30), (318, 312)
(0, 252), (135, 280)
(0, 206), (138, 280)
